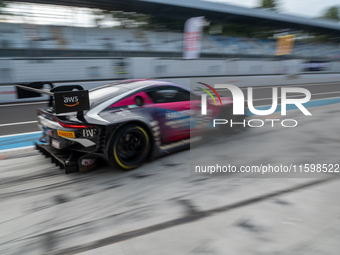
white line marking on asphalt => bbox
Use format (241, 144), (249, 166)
(0, 145), (34, 154)
(0, 131), (41, 139)
(0, 121), (38, 127)
(0, 101), (47, 107)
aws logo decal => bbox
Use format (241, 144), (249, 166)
(63, 95), (79, 107)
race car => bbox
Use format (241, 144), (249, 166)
(16, 79), (238, 173)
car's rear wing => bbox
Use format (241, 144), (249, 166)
(16, 82), (90, 119)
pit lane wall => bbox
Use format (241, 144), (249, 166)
(1, 57), (340, 103)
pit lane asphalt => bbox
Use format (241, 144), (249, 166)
(0, 103), (339, 254)
(1, 81), (340, 136)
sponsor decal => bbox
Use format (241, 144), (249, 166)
(57, 130), (75, 138)
(81, 158), (96, 166)
(54, 90), (90, 114)
(115, 109), (131, 116)
(83, 129), (96, 138)
(276, 34), (295, 55)
(165, 119), (189, 128)
(165, 110), (195, 128)
(51, 139), (60, 149)
(183, 16), (204, 59)
(64, 102), (79, 107)
(63, 95), (79, 107)
(165, 110), (193, 120)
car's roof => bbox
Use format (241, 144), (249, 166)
(90, 79), (183, 92)
(86, 79), (187, 122)
(115, 79), (180, 90)
(88, 79), (187, 109)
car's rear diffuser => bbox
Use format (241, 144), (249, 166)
(35, 143), (80, 174)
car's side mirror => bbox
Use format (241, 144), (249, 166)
(135, 96), (144, 106)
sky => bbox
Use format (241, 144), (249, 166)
(207, 0), (340, 18)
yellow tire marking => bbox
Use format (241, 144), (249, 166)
(114, 147), (133, 170)
(113, 126), (148, 169)
(136, 126), (149, 145)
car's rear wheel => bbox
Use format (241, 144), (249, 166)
(109, 124), (151, 170)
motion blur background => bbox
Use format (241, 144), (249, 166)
(1, 0), (340, 254)
(0, 0), (339, 90)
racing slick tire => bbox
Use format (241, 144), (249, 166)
(109, 123), (151, 170)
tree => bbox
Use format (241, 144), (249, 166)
(259, 0), (278, 11)
(92, 9), (186, 31)
(321, 6), (340, 21)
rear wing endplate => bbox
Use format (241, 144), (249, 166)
(16, 82), (90, 119)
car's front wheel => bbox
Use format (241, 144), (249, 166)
(109, 124), (151, 170)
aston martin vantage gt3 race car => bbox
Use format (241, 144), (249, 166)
(16, 79), (238, 174)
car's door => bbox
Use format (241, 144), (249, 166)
(145, 86), (192, 144)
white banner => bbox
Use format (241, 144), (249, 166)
(183, 16), (204, 59)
